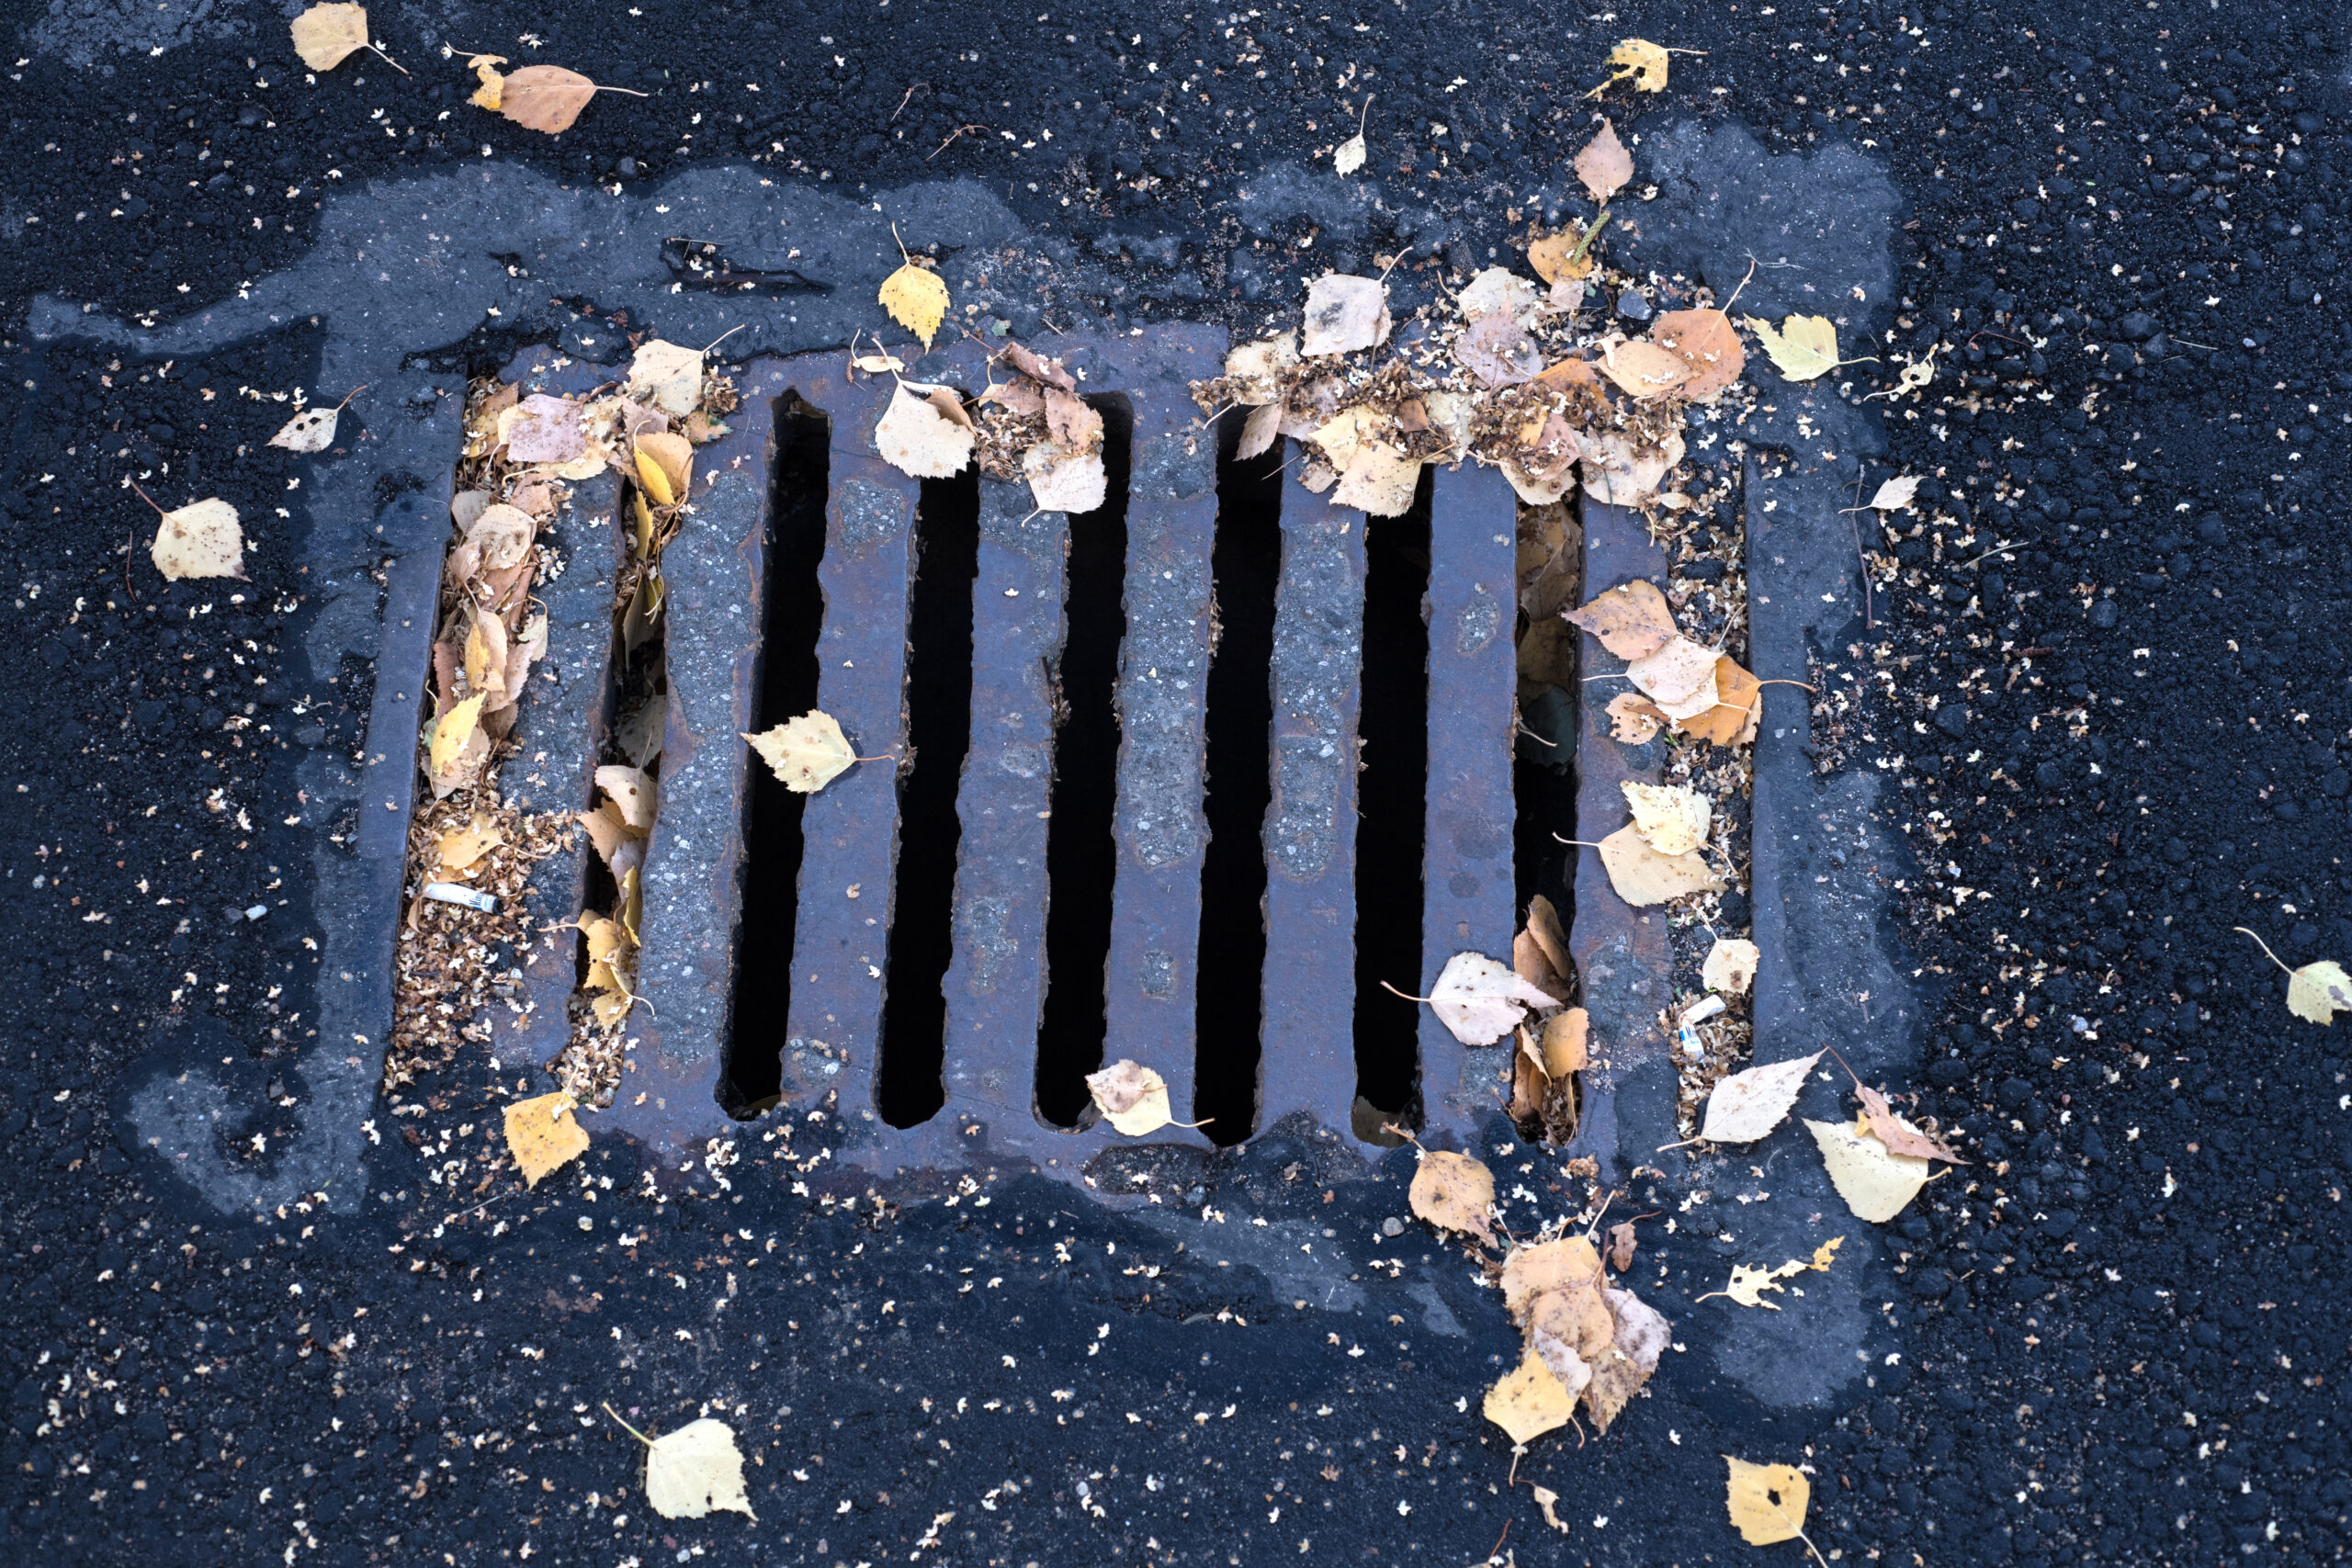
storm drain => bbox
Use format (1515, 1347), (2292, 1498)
(527, 330), (1534, 1179)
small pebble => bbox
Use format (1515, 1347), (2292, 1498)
(1614, 289), (1653, 323)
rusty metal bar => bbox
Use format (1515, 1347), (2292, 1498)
(1416, 460), (1522, 1145)
(1255, 471), (1369, 1142)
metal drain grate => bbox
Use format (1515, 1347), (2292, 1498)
(490, 330), (1528, 1182)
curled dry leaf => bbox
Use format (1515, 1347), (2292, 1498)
(1806, 1117), (1932, 1223)
(875, 382), (975, 479)
(1564, 579), (1677, 660)
(744, 710), (859, 794)
(1540, 1007), (1589, 1077)
(1513, 929), (1572, 1004)
(1652, 310), (1746, 402)
(1605, 691), (1669, 744)
(1621, 780), (1711, 857)
(503, 1091), (589, 1188)
(1745, 313), (1845, 382)
(289, 2), (370, 71)
(150, 497), (246, 581)
(1575, 118), (1634, 203)
(1867, 474), (1921, 512)
(636, 430), (695, 502)
(1424, 951), (1558, 1045)
(1724, 1457), (1814, 1549)
(594, 763), (657, 832)
(1606, 1220), (1638, 1273)
(1409, 1150), (1496, 1245)
(1237, 401), (1283, 460)
(631, 1416), (757, 1521)
(1677, 655), (1762, 749)
(1298, 273), (1391, 357)
(879, 261), (950, 350)
(1594, 824), (1723, 907)
(1702, 937), (1759, 996)
(495, 65), (611, 136)
(1085, 1058), (1177, 1136)
(1693, 1050), (1824, 1145)
(1523, 894), (1570, 979)
(1594, 37), (1670, 95)
(1855, 1085), (1966, 1163)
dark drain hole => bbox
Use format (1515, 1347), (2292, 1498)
(1193, 414), (1284, 1145)
(1352, 474), (1432, 1123)
(1035, 398), (1133, 1127)
(876, 468), (982, 1128)
(721, 404), (831, 1116)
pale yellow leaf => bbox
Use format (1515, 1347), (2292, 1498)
(627, 340), (704, 418)
(1023, 441), (1108, 513)
(1408, 1149), (1496, 1243)
(642, 1417), (756, 1521)
(1331, 439), (1421, 517)
(502, 1092), (588, 1188)
(1604, 691), (1668, 744)
(497, 65), (602, 136)
(595, 764), (657, 832)
(1425, 951), (1557, 1045)
(1744, 313), (1844, 381)
(1621, 781), (1710, 857)
(1695, 1050), (1824, 1144)
(1702, 937), (1758, 996)
(267, 406), (342, 453)
(875, 383), (975, 479)
(879, 263), (950, 350)
(1806, 1117), (1932, 1223)
(1625, 634), (1719, 707)
(743, 711), (858, 794)
(1332, 132), (1365, 175)
(1696, 1258), (1806, 1309)
(1084, 1058), (1176, 1136)
(150, 497), (246, 581)
(2289, 959), (2352, 1023)
(1594, 824), (1723, 907)
(1298, 273), (1391, 357)
(289, 3), (368, 71)
(1868, 474), (1921, 512)
(1724, 1457), (1812, 1547)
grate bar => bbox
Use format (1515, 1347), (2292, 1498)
(1098, 333), (1223, 1133)
(612, 371), (781, 1169)
(936, 479), (1069, 1122)
(775, 361), (929, 1140)
(1416, 460), (1523, 1142)
(1256, 474), (1370, 1141)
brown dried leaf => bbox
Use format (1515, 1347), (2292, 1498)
(1626, 633), (1719, 707)
(1564, 580), (1677, 660)
(505, 393), (586, 464)
(875, 383), (975, 479)
(1331, 440), (1422, 517)
(1000, 338), (1077, 390)
(497, 65), (605, 136)
(1857, 1085), (1966, 1163)
(1408, 1149), (1496, 1244)
(1540, 1007), (1589, 1077)
(1652, 309), (1746, 402)
(1606, 1221), (1637, 1273)
(1512, 930), (1573, 1005)
(1454, 311), (1545, 388)
(1599, 338), (1692, 400)
(1523, 894), (1570, 979)
(1675, 655), (1762, 748)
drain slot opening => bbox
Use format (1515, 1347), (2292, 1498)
(1352, 475), (1433, 1123)
(721, 402), (832, 1115)
(1193, 416), (1283, 1145)
(876, 470), (982, 1129)
(1035, 399), (1134, 1128)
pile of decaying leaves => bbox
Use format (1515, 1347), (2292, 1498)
(1407, 1147), (1668, 1449)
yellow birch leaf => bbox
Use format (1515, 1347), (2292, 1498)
(743, 710), (859, 794)
(1744, 313), (1845, 381)
(289, 3), (369, 71)
(428, 694), (486, 778)
(150, 497), (246, 581)
(1724, 1456), (1813, 1547)
(502, 1092), (589, 1188)
(1408, 1150), (1496, 1243)
(1484, 1348), (1575, 1447)
(1084, 1058), (1175, 1135)
(879, 264), (950, 350)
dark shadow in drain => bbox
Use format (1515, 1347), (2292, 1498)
(875, 468), (982, 1128)
(1035, 398), (1134, 1127)
(1193, 415), (1283, 1145)
(720, 402), (831, 1116)
(1352, 472), (1432, 1123)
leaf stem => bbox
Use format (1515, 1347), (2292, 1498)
(2234, 926), (2292, 976)
(601, 1403), (651, 1446)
